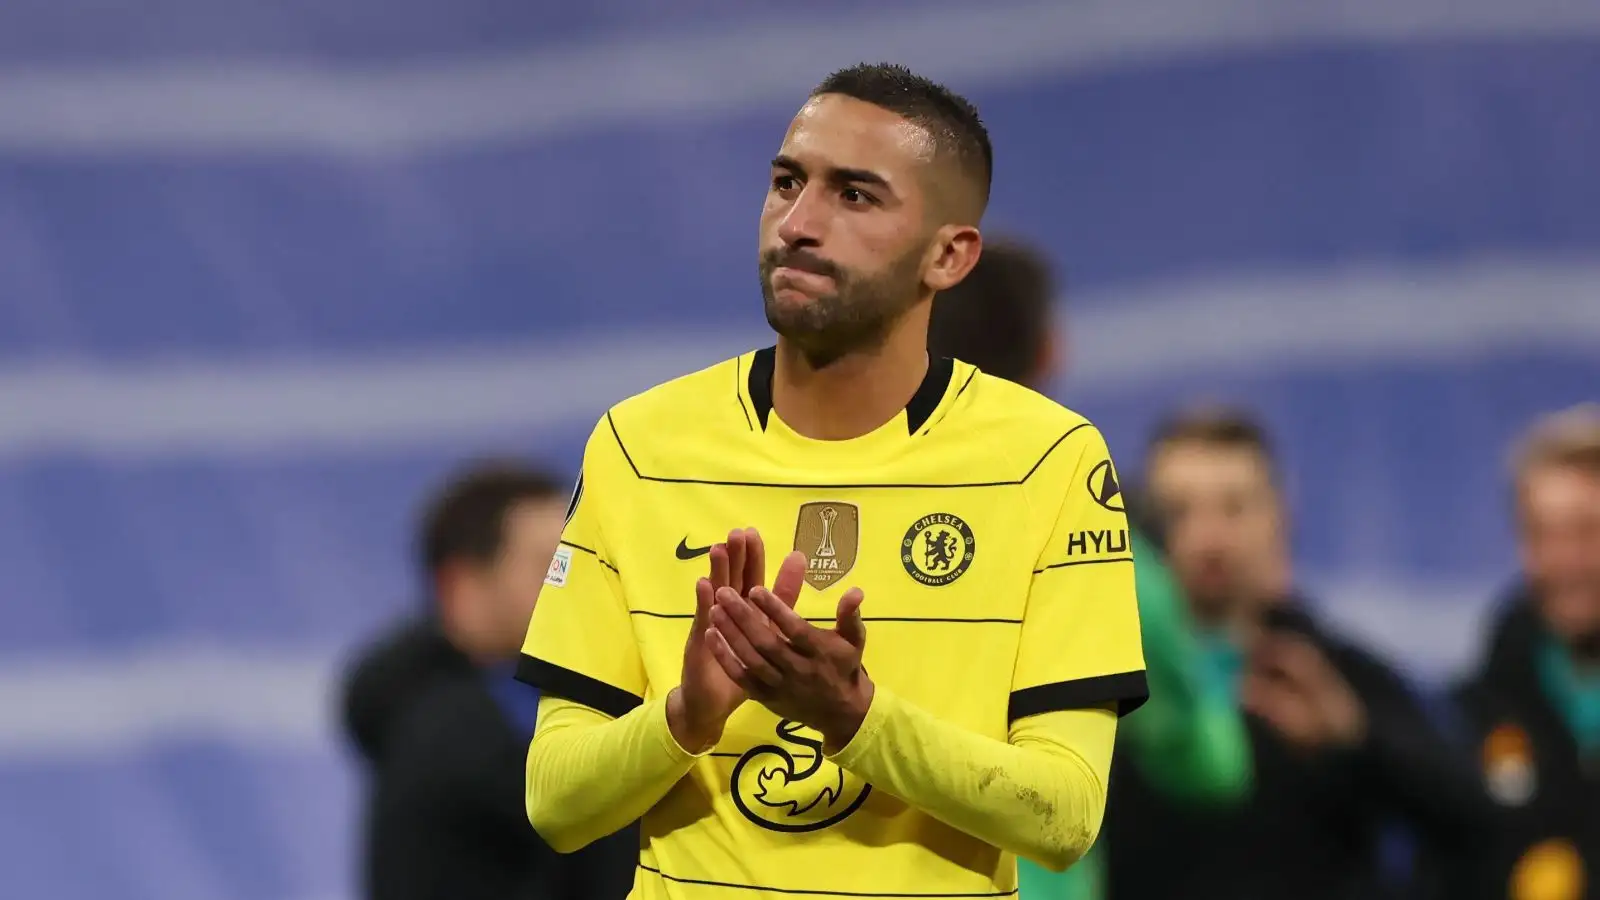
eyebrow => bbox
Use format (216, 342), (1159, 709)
(772, 155), (893, 192)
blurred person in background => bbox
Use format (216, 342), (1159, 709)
(926, 238), (1252, 900)
(1433, 404), (1600, 900)
(1103, 408), (1489, 900)
(341, 462), (636, 900)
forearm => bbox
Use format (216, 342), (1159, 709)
(525, 695), (696, 852)
(829, 686), (1116, 872)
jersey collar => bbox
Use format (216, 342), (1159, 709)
(745, 345), (955, 435)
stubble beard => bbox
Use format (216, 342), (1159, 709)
(759, 249), (923, 370)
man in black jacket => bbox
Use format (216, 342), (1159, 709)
(1440, 405), (1600, 900)
(1104, 407), (1490, 900)
(341, 462), (637, 900)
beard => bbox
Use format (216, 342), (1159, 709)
(759, 245), (923, 369)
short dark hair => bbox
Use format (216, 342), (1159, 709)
(1148, 406), (1280, 485)
(812, 62), (992, 212)
(417, 460), (566, 578)
(926, 237), (1056, 387)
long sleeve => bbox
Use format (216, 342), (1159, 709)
(829, 686), (1118, 872)
(524, 695), (697, 853)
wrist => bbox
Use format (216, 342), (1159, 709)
(821, 676), (876, 755)
(666, 686), (722, 754)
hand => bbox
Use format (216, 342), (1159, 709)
(706, 551), (874, 754)
(1241, 635), (1366, 751)
(668, 528), (767, 753)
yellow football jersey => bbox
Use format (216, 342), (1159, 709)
(520, 347), (1147, 899)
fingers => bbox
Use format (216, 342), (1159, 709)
(1253, 636), (1333, 691)
(771, 551), (807, 608)
(705, 627), (750, 685)
(1242, 676), (1321, 746)
(726, 530), (748, 595)
(692, 577), (715, 632)
(749, 586), (817, 652)
(743, 528), (766, 593)
(710, 587), (784, 687)
(834, 587), (867, 650)
(709, 544), (730, 590)
(1276, 638), (1340, 686)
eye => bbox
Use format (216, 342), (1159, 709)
(772, 174), (799, 192)
(841, 187), (875, 205)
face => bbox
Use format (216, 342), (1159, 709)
(451, 498), (568, 658)
(759, 94), (975, 365)
(1518, 464), (1600, 653)
(1147, 441), (1289, 623)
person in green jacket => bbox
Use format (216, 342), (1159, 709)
(927, 238), (1252, 900)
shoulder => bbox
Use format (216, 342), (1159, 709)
(586, 353), (748, 461)
(1308, 617), (1418, 700)
(386, 676), (516, 771)
(573, 354), (751, 488)
(339, 618), (470, 762)
(610, 353), (747, 433)
(947, 368), (1112, 481)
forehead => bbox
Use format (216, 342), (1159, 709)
(1522, 465), (1600, 513)
(1149, 442), (1274, 493)
(780, 94), (935, 175)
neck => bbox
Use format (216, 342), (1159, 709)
(772, 321), (929, 441)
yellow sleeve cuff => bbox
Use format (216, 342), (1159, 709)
(826, 683), (895, 768)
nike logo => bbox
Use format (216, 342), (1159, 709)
(675, 538), (712, 561)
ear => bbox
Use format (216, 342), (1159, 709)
(432, 560), (476, 623)
(923, 226), (982, 293)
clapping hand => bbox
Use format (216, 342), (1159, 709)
(667, 528), (778, 753)
(706, 550), (875, 753)
(1241, 634), (1366, 751)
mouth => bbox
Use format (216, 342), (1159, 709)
(771, 266), (835, 293)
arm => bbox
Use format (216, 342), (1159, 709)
(831, 696), (1116, 872)
(515, 418), (679, 852)
(833, 424), (1148, 873)
(524, 696), (696, 852)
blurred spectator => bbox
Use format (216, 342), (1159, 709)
(928, 239), (1252, 900)
(1103, 408), (1488, 900)
(340, 461), (637, 900)
(1433, 404), (1600, 900)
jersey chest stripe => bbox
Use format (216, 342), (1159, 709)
(1032, 555), (1134, 574)
(559, 539), (620, 574)
(605, 413), (1090, 489)
(636, 863), (1018, 897)
(629, 610), (1021, 625)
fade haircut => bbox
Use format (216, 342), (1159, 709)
(418, 459), (566, 580)
(926, 237), (1055, 387)
(812, 63), (993, 217)
(1148, 405), (1282, 488)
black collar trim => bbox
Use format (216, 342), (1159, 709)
(746, 346), (954, 435)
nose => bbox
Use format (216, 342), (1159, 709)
(776, 185), (827, 248)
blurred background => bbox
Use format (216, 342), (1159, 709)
(1, 1), (1597, 899)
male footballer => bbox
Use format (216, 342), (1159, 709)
(516, 62), (1147, 899)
